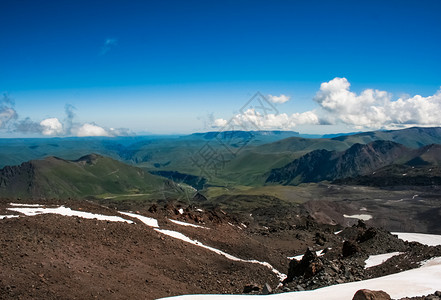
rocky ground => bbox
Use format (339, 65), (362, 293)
(1, 198), (440, 299)
(278, 220), (441, 293)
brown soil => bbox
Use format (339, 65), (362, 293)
(0, 199), (284, 299)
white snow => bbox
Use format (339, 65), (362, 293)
(119, 211), (158, 227)
(178, 208), (184, 214)
(0, 215), (20, 219)
(160, 257), (441, 300)
(392, 232), (441, 246)
(364, 252), (403, 269)
(168, 219), (208, 229)
(288, 249), (326, 261)
(343, 214), (372, 221)
(9, 203), (45, 207)
(7, 206), (134, 223)
(196, 208), (204, 212)
(154, 228), (286, 282)
(334, 230), (343, 235)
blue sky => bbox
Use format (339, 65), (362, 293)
(1, 0), (441, 136)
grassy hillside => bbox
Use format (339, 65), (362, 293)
(0, 154), (167, 199)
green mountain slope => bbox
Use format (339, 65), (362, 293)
(0, 154), (167, 199)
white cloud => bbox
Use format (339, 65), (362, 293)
(314, 77), (441, 129)
(213, 109), (319, 130)
(212, 78), (441, 131)
(268, 94), (291, 104)
(40, 118), (64, 136)
(213, 118), (228, 128)
(73, 123), (111, 137)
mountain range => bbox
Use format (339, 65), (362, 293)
(1, 127), (441, 198)
(266, 141), (441, 185)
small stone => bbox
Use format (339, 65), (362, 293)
(262, 283), (272, 295)
(294, 285), (304, 291)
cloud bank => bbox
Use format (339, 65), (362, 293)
(213, 78), (441, 131)
(0, 95), (129, 137)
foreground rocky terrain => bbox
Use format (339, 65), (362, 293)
(1, 198), (440, 299)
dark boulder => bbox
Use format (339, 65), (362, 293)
(283, 248), (323, 283)
(358, 227), (378, 243)
(342, 240), (360, 257)
(352, 289), (391, 300)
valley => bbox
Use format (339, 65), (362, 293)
(1, 127), (441, 299)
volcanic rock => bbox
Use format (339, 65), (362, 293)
(342, 240), (360, 257)
(352, 289), (391, 300)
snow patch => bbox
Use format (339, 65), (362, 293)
(168, 219), (208, 229)
(364, 252), (403, 269)
(0, 215), (20, 219)
(7, 206), (134, 223)
(288, 249), (327, 261)
(119, 211), (158, 227)
(161, 257), (441, 300)
(392, 232), (441, 246)
(154, 228), (286, 282)
(178, 208), (184, 214)
(9, 203), (45, 207)
(343, 214), (372, 221)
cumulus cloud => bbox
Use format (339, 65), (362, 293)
(40, 118), (64, 136)
(100, 38), (118, 55)
(313, 77), (441, 129)
(268, 94), (291, 104)
(72, 123), (111, 137)
(213, 118), (228, 127)
(211, 78), (441, 131)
